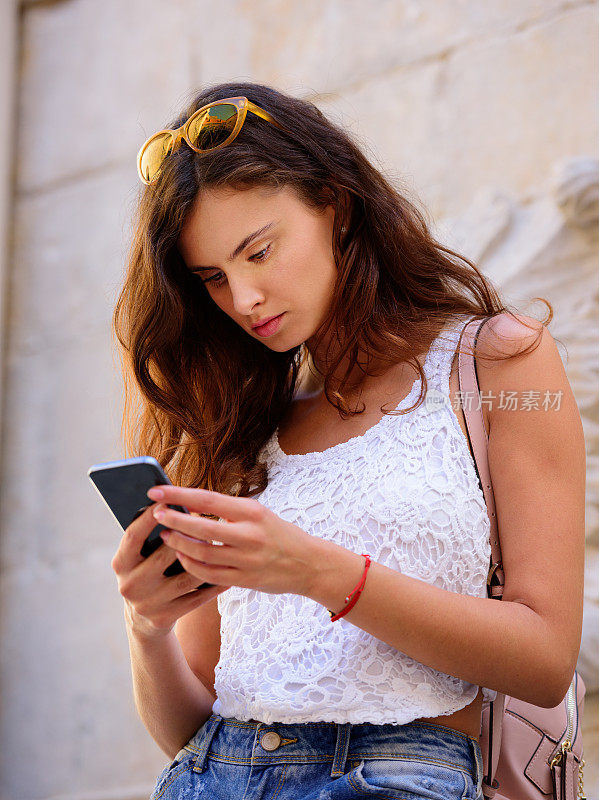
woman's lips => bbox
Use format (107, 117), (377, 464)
(253, 313), (285, 337)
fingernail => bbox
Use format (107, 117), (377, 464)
(148, 487), (164, 499)
(153, 508), (165, 520)
(160, 531), (170, 541)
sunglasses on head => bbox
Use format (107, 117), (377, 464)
(137, 96), (290, 185)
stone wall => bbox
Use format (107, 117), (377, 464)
(0, 1), (597, 797)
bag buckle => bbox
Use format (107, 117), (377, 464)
(549, 739), (572, 769)
(487, 561), (502, 587)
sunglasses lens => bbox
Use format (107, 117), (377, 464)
(187, 104), (239, 150)
(139, 132), (174, 183)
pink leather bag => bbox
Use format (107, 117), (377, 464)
(457, 316), (587, 800)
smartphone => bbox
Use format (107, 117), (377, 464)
(87, 456), (214, 588)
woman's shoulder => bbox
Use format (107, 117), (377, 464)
(473, 311), (572, 431)
(475, 311), (546, 362)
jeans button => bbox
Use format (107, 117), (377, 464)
(260, 731), (281, 751)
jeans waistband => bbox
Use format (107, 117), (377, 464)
(186, 714), (482, 784)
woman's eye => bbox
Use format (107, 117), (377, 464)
(202, 245), (271, 287)
(249, 245), (271, 262)
(203, 271), (226, 287)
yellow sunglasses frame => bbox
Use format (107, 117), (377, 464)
(137, 96), (290, 185)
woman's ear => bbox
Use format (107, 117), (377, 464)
(320, 183), (352, 232)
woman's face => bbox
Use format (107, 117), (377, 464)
(177, 183), (338, 353)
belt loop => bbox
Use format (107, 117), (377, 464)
(331, 722), (352, 778)
(191, 714), (223, 773)
(469, 736), (485, 799)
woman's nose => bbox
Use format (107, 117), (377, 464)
(228, 277), (266, 317)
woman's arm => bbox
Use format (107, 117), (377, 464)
(125, 605), (217, 760)
(306, 316), (586, 708)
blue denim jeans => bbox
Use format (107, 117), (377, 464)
(149, 712), (485, 799)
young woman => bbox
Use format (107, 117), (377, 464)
(110, 81), (586, 800)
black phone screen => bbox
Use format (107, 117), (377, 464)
(88, 456), (213, 588)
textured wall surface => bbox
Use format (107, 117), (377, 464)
(0, 1), (597, 798)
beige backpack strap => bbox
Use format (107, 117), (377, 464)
(457, 316), (506, 797)
(457, 316), (504, 597)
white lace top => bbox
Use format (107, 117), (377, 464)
(212, 313), (497, 725)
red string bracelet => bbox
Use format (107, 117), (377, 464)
(328, 553), (372, 622)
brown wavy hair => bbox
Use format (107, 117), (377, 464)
(113, 80), (552, 497)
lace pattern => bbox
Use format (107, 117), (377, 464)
(213, 314), (497, 725)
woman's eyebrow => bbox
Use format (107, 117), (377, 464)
(189, 221), (278, 272)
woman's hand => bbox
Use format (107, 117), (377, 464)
(147, 485), (319, 596)
(111, 502), (231, 640)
